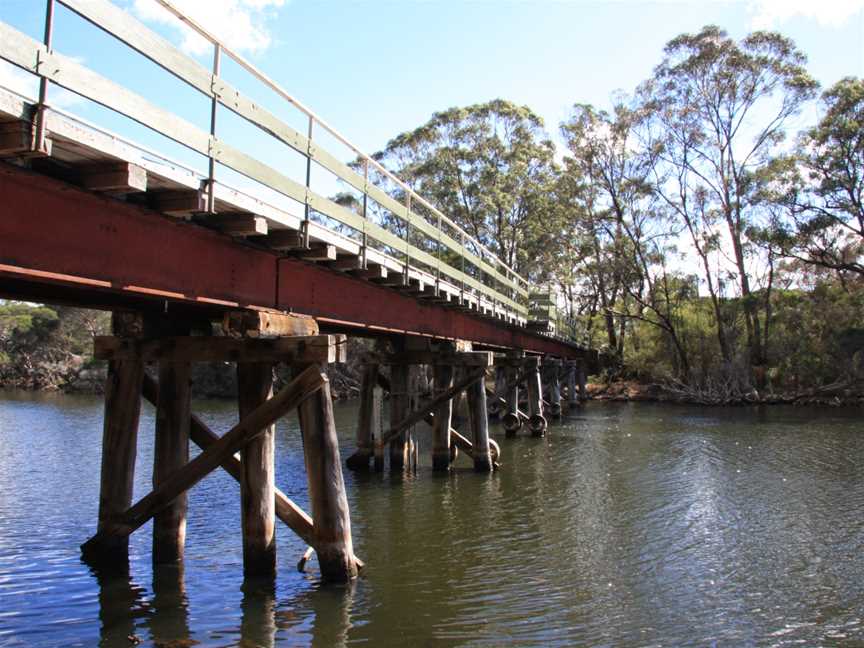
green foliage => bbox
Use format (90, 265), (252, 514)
(0, 303), (59, 338)
(369, 99), (561, 279)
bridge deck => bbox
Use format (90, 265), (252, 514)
(0, 137), (582, 358)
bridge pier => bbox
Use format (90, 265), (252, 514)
(237, 361), (276, 579)
(94, 315), (145, 565)
(565, 361), (579, 410)
(152, 358), (191, 565)
(547, 359), (562, 419)
(578, 358), (588, 402)
(355, 341), (496, 473)
(488, 365), (507, 419)
(345, 363), (380, 471)
(388, 361), (412, 472)
(82, 311), (360, 584)
(432, 356), (455, 472)
(466, 369), (493, 472)
(502, 363), (522, 436)
(526, 357), (547, 436)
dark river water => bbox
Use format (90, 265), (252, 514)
(0, 390), (862, 647)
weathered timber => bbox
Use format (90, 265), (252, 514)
(489, 365), (507, 417)
(222, 311), (319, 339)
(297, 546), (314, 573)
(388, 362), (411, 470)
(372, 384), (385, 472)
(94, 334), (346, 364)
(237, 362), (276, 579)
(466, 370), (493, 472)
(503, 364), (521, 435)
(296, 367), (359, 582)
(150, 190), (206, 217)
(361, 350), (492, 367)
(346, 363), (379, 471)
(377, 366), (488, 449)
(81, 364), (325, 554)
(329, 255), (363, 271)
(87, 354), (145, 563)
(142, 371), (317, 548)
(526, 359), (547, 436)
(0, 121), (32, 156)
(351, 263), (387, 280)
(578, 359), (588, 401)
(566, 362), (578, 409)
(152, 359), (191, 564)
(260, 229), (304, 250)
(549, 363), (562, 418)
(297, 243), (336, 261)
(205, 213), (268, 237)
(431, 362), (454, 471)
(143, 377), (364, 570)
(80, 162), (147, 193)
(423, 413), (501, 467)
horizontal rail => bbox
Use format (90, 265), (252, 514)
(149, 0), (528, 289)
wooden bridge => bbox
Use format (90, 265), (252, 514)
(0, 0), (596, 584)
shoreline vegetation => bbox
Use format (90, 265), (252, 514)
(0, 302), (859, 407)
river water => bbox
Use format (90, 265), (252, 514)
(0, 390), (862, 647)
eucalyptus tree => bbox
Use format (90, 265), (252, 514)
(637, 26), (819, 381)
(367, 99), (561, 279)
(763, 77), (864, 277)
(561, 103), (691, 379)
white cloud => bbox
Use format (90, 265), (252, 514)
(132, 0), (286, 57)
(0, 61), (38, 100)
(749, 0), (864, 29)
(0, 61), (84, 109)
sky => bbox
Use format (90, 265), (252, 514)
(0, 0), (861, 166)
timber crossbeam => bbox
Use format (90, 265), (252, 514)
(94, 334), (346, 364)
(360, 350), (493, 367)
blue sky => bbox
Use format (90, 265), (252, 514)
(1, 0), (861, 164)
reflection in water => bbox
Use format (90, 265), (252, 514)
(149, 564), (191, 647)
(239, 578), (277, 648)
(1, 391), (864, 646)
(90, 561), (148, 648)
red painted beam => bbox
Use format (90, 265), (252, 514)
(0, 163), (582, 357)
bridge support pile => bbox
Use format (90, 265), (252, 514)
(81, 311), (361, 584)
(346, 339), (498, 473)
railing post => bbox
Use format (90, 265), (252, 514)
(31, 0), (55, 155)
(361, 159), (369, 268)
(403, 194), (411, 285)
(302, 115), (314, 248)
(206, 43), (221, 214)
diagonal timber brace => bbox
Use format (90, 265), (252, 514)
(377, 366), (487, 449)
(81, 364), (325, 556)
(140, 374), (364, 570)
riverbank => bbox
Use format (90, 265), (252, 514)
(589, 380), (864, 406)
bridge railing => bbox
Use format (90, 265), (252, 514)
(0, 0), (537, 320)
